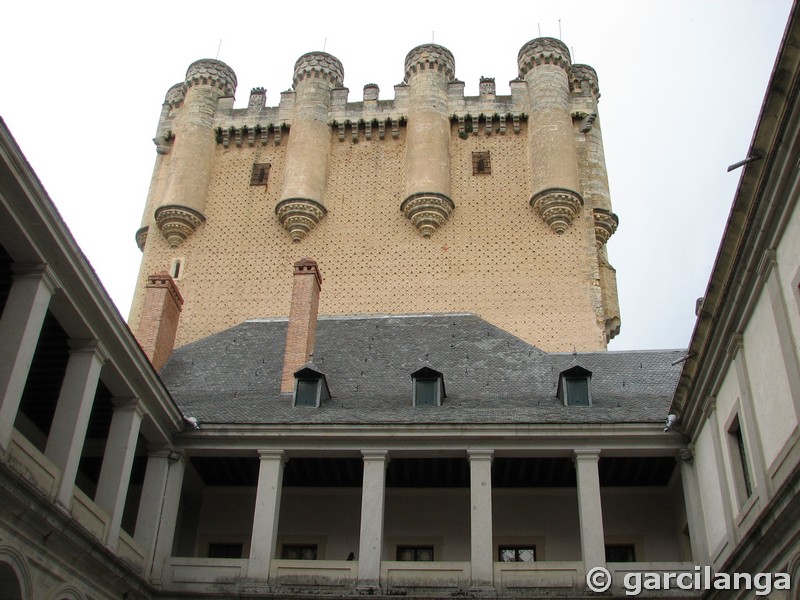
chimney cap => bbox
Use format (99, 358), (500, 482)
(293, 257), (322, 287)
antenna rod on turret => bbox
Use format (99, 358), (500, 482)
(432, 30), (435, 43)
(323, 38), (327, 52)
(538, 23), (541, 36)
(559, 19), (562, 39)
(216, 39), (222, 59)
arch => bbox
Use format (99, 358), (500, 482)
(789, 551), (800, 600)
(45, 584), (87, 600)
(0, 545), (33, 600)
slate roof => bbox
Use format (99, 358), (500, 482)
(160, 314), (684, 425)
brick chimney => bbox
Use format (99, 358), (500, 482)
(136, 272), (184, 372)
(281, 258), (322, 393)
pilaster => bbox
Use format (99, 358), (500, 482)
(357, 450), (389, 590)
(95, 398), (144, 549)
(0, 264), (58, 450)
(249, 450), (287, 581)
(45, 339), (108, 507)
(573, 449), (605, 569)
(468, 449), (494, 589)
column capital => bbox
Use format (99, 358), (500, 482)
(467, 448), (494, 461)
(361, 449), (390, 462)
(757, 248), (778, 281)
(257, 449), (286, 462)
(111, 397), (145, 416)
(149, 447), (185, 462)
(67, 338), (110, 363)
(726, 333), (745, 360)
(11, 262), (60, 293)
(573, 448), (601, 461)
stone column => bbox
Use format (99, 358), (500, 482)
(148, 451), (186, 583)
(574, 449), (605, 569)
(357, 450), (389, 589)
(468, 449), (494, 589)
(0, 264), (57, 451)
(45, 339), (107, 507)
(134, 449), (172, 570)
(679, 457), (709, 564)
(276, 52), (343, 242)
(156, 59), (237, 247)
(95, 398), (144, 549)
(518, 38), (583, 234)
(248, 450), (286, 580)
(401, 44), (456, 238)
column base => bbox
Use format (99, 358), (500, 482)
(467, 583), (498, 597)
(356, 582), (382, 594)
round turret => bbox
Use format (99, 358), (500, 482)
(164, 83), (185, 108)
(404, 44), (455, 82)
(184, 59), (237, 96)
(517, 37), (571, 78)
(292, 52), (344, 88)
(571, 64), (600, 99)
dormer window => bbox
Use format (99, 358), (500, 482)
(557, 366), (592, 406)
(293, 365), (330, 407)
(411, 366), (445, 407)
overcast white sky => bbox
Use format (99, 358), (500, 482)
(1, 0), (793, 351)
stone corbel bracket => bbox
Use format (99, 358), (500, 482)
(275, 198), (328, 242)
(400, 192), (455, 238)
(530, 188), (584, 234)
(154, 205), (207, 248)
(593, 208), (619, 247)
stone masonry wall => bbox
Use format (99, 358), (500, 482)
(130, 118), (606, 352)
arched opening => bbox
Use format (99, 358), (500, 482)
(0, 561), (23, 600)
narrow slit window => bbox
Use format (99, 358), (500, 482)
(250, 162), (271, 186)
(170, 258), (184, 280)
(728, 415), (753, 504)
(472, 151), (491, 175)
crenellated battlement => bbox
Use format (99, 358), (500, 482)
(293, 51), (344, 88)
(517, 37), (572, 77)
(404, 43), (456, 82)
(184, 59), (237, 96)
(571, 64), (600, 99)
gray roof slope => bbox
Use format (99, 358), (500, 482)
(160, 314), (684, 425)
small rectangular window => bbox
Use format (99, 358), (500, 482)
(415, 379), (437, 406)
(499, 546), (536, 562)
(281, 544), (318, 560)
(397, 546), (434, 561)
(295, 379), (319, 407)
(472, 151), (491, 175)
(208, 542), (243, 558)
(605, 544), (636, 562)
(250, 162), (271, 186)
(565, 378), (590, 406)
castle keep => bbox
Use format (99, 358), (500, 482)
(130, 39), (620, 352)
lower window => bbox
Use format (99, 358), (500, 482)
(397, 545), (434, 561)
(208, 542), (243, 558)
(282, 544), (318, 560)
(499, 545), (536, 562)
(605, 544), (636, 562)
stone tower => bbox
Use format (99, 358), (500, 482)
(130, 38), (621, 353)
